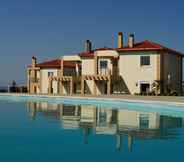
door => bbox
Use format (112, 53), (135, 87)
(140, 83), (150, 94)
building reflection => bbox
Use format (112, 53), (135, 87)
(27, 102), (184, 152)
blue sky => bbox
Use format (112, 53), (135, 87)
(0, 0), (184, 85)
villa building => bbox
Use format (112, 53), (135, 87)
(79, 33), (183, 95)
(27, 32), (183, 95)
(27, 57), (81, 94)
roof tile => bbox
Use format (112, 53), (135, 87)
(36, 59), (79, 69)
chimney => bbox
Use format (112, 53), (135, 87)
(118, 32), (123, 48)
(32, 56), (37, 68)
(128, 34), (134, 48)
(85, 40), (92, 53)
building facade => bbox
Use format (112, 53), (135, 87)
(27, 57), (81, 94)
(27, 33), (183, 95)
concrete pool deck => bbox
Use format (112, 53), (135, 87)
(0, 93), (184, 106)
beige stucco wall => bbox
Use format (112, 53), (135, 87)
(80, 105), (96, 123)
(119, 51), (159, 94)
(82, 58), (95, 75)
(95, 50), (119, 57)
(40, 69), (58, 94)
(118, 109), (160, 129)
(82, 58), (95, 94)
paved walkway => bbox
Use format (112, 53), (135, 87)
(0, 93), (184, 104)
(88, 94), (184, 103)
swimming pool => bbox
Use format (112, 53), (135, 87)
(0, 95), (184, 162)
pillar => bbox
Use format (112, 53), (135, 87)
(48, 79), (53, 94)
(60, 81), (63, 95)
(59, 104), (63, 121)
(116, 134), (122, 151)
(75, 105), (79, 115)
(83, 126), (90, 144)
(61, 59), (64, 76)
(92, 107), (97, 128)
(93, 80), (97, 95)
(70, 77), (73, 95)
(27, 69), (30, 93)
(128, 134), (133, 152)
(94, 55), (98, 75)
(107, 76), (111, 95)
(81, 76), (85, 96)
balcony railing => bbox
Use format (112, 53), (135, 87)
(98, 68), (111, 75)
(98, 67), (119, 76)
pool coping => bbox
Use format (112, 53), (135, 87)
(0, 93), (184, 107)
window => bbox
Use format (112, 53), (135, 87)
(140, 56), (150, 66)
(139, 114), (149, 129)
(99, 111), (107, 126)
(100, 60), (108, 69)
(48, 72), (54, 77)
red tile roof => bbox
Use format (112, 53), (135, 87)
(117, 40), (183, 56)
(78, 51), (94, 57)
(79, 47), (114, 57)
(79, 40), (183, 57)
(94, 47), (114, 51)
(36, 59), (78, 69)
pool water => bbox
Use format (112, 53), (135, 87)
(0, 98), (184, 162)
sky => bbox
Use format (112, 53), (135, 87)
(0, 0), (184, 86)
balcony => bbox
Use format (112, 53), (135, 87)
(98, 67), (119, 76)
(98, 68), (111, 75)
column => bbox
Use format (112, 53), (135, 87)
(83, 126), (90, 144)
(60, 81), (63, 95)
(128, 134), (133, 152)
(59, 104), (63, 121)
(94, 55), (98, 75)
(61, 59), (64, 76)
(70, 77), (73, 95)
(81, 76), (84, 96)
(107, 76), (111, 95)
(93, 107), (97, 127)
(116, 134), (122, 151)
(48, 79), (53, 94)
(93, 80), (97, 95)
(27, 69), (30, 93)
(75, 105), (79, 116)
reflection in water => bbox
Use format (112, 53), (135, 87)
(27, 102), (184, 152)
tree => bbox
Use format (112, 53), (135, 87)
(11, 80), (16, 87)
(151, 80), (160, 95)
